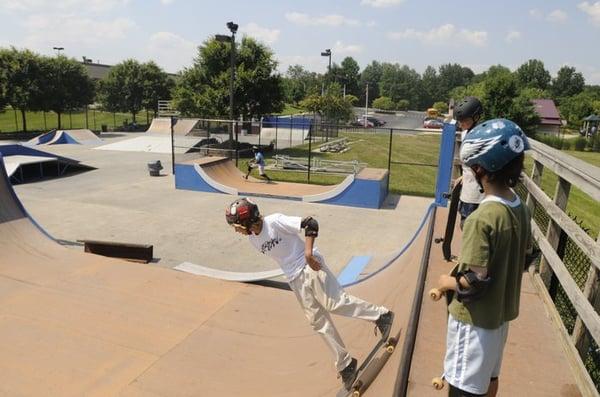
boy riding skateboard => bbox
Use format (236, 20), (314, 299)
(432, 119), (534, 396)
(225, 198), (394, 390)
(245, 146), (271, 182)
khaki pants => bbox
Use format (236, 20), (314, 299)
(288, 261), (387, 372)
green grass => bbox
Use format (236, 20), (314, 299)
(0, 107), (150, 133)
(241, 132), (441, 197)
(276, 104), (305, 116)
(565, 150), (600, 168)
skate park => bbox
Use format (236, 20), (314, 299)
(0, 122), (594, 396)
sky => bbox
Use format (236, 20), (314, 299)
(1, 0), (600, 84)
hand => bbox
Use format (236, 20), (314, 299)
(452, 176), (463, 188)
(306, 254), (321, 271)
(437, 274), (456, 292)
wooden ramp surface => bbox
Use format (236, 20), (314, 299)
(407, 208), (583, 396)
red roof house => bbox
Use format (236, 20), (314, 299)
(532, 99), (562, 135)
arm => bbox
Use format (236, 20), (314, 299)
(438, 266), (487, 292)
(301, 217), (321, 271)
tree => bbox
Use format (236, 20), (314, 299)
(141, 61), (174, 118)
(299, 94), (354, 123)
(39, 55), (95, 128)
(173, 36), (284, 121)
(98, 59), (146, 122)
(379, 63), (422, 110)
(516, 59), (551, 90)
(432, 101), (448, 115)
(421, 65), (439, 108)
(0, 48), (44, 132)
(396, 99), (410, 111)
(559, 92), (595, 126)
(372, 96), (395, 111)
(359, 61), (383, 106)
(344, 94), (359, 106)
(339, 57), (361, 97)
(552, 66), (585, 99)
(437, 63), (474, 101)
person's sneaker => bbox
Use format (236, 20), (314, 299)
(339, 358), (358, 390)
(375, 311), (394, 339)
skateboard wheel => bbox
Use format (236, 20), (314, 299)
(352, 391), (360, 397)
(432, 377), (444, 390)
(386, 345), (394, 353)
(428, 288), (442, 301)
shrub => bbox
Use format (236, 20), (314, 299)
(396, 99), (410, 111)
(561, 140), (572, 150)
(574, 137), (587, 151)
(372, 96), (396, 111)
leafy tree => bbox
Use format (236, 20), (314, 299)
(516, 59), (551, 90)
(173, 36), (284, 122)
(518, 87), (552, 101)
(1, 48), (44, 132)
(299, 94), (354, 123)
(482, 67), (517, 118)
(552, 66), (585, 99)
(559, 92), (595, 127)
(437, 63), (474, 101)
(421, 65), (439, 108)
(379, 63), (422, 109)
(359, 61), (383, 106)
(432, 101), (448, 115)
(39, 55), (95, 128)
(372, 96), (395, 111)
(141, 61), (174, 117)
(339, 57), (361, 97)
(98, 59), (146, 122)
(344, 94), (359, 106)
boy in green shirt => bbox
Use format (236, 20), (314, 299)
(434, 118), (533, 396)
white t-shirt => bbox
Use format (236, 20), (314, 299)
(460, 129), (485, 204)
(249, 213), (318, 281)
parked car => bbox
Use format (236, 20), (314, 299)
(423, 118), (444, 129)
(356, 115), (386, 127)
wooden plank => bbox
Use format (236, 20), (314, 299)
(523, 175), (600, 272)
(539, 177), (570, 284)
(532, 222), (600, 348)
(529, 270), (599, 397)
(529, 139), (600, 202)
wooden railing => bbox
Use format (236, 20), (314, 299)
(523, 139), (600, 396)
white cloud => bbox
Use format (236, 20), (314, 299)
(579, 1), (600, 26)
(505, 30), (521, 43)
(240, 23), (280, 45)
(547, 9), (568, 23)
(285, 12), (360, 27)
(388, 24), (487, 47)
(146, 31), (196, 72)
(333, 40), (363, 54)
(160, 0), (175, 4)
(360, 0), (404, 8)
(22, 14), (136, 49)
(0, 0), (130, 13)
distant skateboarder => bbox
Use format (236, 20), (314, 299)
(245, 146), (271, 182)
(225, 198), (394, 390)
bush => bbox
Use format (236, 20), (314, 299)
(562, 140), (572, 150)
(372, 96), (396, 111)
(574, 137), (587, 151)
(537, 134), (565, 149)
(433, 101), (448, 115)
(396, 99), (410, 111)
(589, 134), (600, 152)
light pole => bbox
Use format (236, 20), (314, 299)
(52, 46), (64, 56)
(216, 21), (238, 151)
(320, 49), (331, 95)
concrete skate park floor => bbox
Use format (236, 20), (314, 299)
(12, 132), (432, 276)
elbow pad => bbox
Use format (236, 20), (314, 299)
(301, 217), (319, 237)
(455, 270), (491, 303)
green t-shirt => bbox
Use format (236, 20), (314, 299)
(448, 194), (532, 329)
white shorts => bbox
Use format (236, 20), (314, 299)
(257, 164), (265, 175)
(443, 314), (509, 395)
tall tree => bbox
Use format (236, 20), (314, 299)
(98, 59), (147, 122)
(1, 48), (44, 132)
(39, 55), (95, 128)
(552, 66), (585, 99)
(359, 61), (383, 106)
(516, 59), (551, 90)
(339, 57), (361, 97)
(379, 63), (422, 109)
(437, 63), (474, 101)
(173, 36), (284, 120)
(421, 65), (439, 108)
(141, 61), (174, 117)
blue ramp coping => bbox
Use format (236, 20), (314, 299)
(337, 256), (372, 284)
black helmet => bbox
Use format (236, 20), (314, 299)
(225, 198), (260, 228)
(455, 96), (483, 121)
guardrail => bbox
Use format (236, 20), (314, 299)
(521, 138), (600, 395)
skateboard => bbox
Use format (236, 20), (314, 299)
(434, 180), (462, 262)
(336, 327), (402, 397)
(428, 265), (458, 391)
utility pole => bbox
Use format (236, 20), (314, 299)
(364, 83), (369, 128)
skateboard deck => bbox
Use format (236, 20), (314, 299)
(336, 328), (402, 397)
(440, 181), (462, 261)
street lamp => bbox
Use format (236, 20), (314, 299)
(52, 46), (64, 56)
(216, 21), (238, 148)
(320, 49), (331, 95)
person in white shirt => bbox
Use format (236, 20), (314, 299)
(454, 96), (485, 228)
(225, 197), (393, 390)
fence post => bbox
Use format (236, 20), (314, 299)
(307, 124), (312, 183)
(275, 115), (278, 151)
(171, 116), (176, 174)
(14, 109), (18, 132)
(572, 235), (600, 357)
(235, 121), (239, 167)
(387, 128), (393, 192)
(539, 177), (571, 286)
(259, 116), (262, 147)
(290, 116), (293, 148)
(93, 109), (96, 131)
(113, 113), (116, 129)
(85, 106), (89, 129)
(43, 111), (47, 130)
(526, 160), (544, 214)
(69, 111), (73, 129)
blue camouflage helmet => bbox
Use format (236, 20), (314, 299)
(460, 118), (530, 172)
